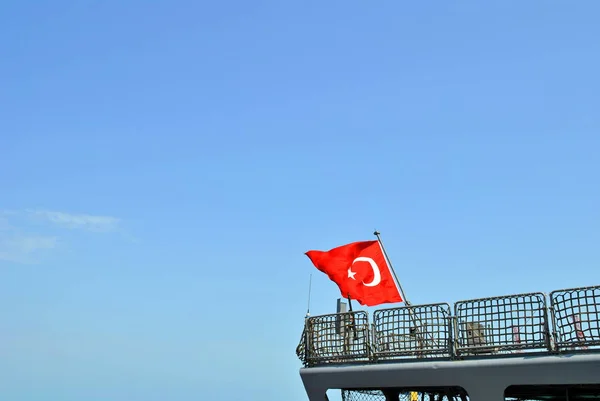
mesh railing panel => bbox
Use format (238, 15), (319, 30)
(305, 311), (370, 365)
(454, 292), (549, 355)
(297, 287), (600, 366)
(342, 389), (469, 401)
(373, 303), (452, 359)
(551, 285), (600, 350)
(296, 322), (307, 366)
(342, 390), (385, 401)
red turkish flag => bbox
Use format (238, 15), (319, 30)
(305, 240), (403, 306)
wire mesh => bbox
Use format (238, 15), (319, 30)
(341, 389), (469, 401)
(550, 285), (600, 350)
(373, 303), (452, 359)
(296, 287), (600, 366)
(342, 390), (385, 401)
(296, 322), (307, 366)
(454, 292), (549, 355)
(304, 311), (371, 365)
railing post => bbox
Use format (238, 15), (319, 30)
(542, 294), (553, 352)
(449, 315), (456, 360)
(304, 318), (311, 366)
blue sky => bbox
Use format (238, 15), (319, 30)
(1, 1), (599, 400)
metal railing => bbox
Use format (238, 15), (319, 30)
(373, 303), (452, 359)
(454, 292), (549, 355)
(297, 285), (600, 366)
(551, 285), (600, 350)
(303, 311), (371, 366)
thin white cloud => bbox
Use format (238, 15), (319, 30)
(0, 235), (58, 264)
(29, 210), (120, 232)
(0, 209), (125, 264)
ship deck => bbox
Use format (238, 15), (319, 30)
(297, 285), (600, 401)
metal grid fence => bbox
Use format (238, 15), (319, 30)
(342, 390), (386, 401)
(550, 285), (600, 350)
(296, 321), (308, 366)
(341, 389), (469, 401)
(373, 303), (452, 359)
(296, 285), (600, 366)
(454, 292), (549, 355)
(304, 311), (371, 365)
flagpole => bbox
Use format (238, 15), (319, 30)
(374, 230), (411, 306)
(373, 231), (438, 350)
(346, 294), (357, 340)
(306, 274), (312, 318)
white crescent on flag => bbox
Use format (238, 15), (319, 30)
(352, 256), (381, 287)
